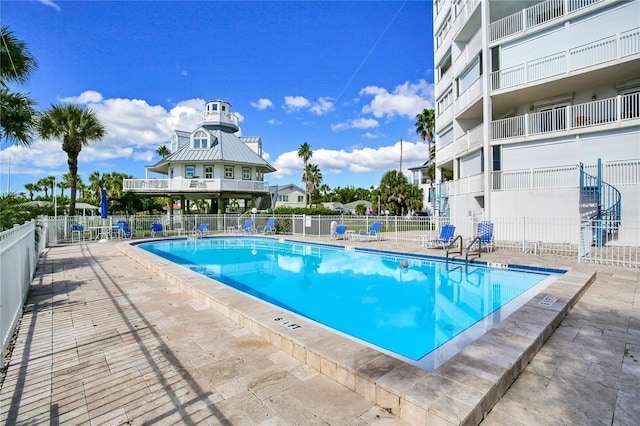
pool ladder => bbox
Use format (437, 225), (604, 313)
(445, 235), (484, 268)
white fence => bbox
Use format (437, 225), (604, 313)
(1, 220), (47, 367)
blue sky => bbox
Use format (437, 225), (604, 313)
(1, 0), (434, 195)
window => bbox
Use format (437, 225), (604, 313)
(255, 170), (263, 181)
(185, 165), (195, 179)
(211, 103), (218, 111)
(193, 130), (208, 149)
(277, 195), (289, 202)
(242, 167), (251, 180)
(224, 165), (234, 179)
(297, 196), (304, 203)
(437, 86), (454, 115)
(204, 166), (213, 179)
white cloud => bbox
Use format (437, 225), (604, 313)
(38, 0), (60, 12)
(283, 96), (311, 112)
(59, 90), (103, 104)
(270, 140), (429, 181)
(283, 95), (334, 115)
(267, 119), (282, 125)
(360, 80), (434, 119)
(309, 97), (335, 115)
(331, 117), (379, 132)
(250, 98), (274, 110)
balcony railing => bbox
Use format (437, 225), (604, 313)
(491, 159), (640, 191)
(199, 111), (239, 127)
(491, 92), (640, 140)
(491, 27), (640, 91)
(490, 0), (603, 42)
(123, 178), (269, 193)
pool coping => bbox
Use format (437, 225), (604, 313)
(119, 237), (596, 425)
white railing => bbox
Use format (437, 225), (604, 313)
(491, 28), (640, 91)
(491, 93), (640, 140)
(453, 173), (484, 195)
(453, 124), (484, 154)
(569, 35), (616, 71)
(1, 220), (45, 367)
(123, 178), (270, 193)
(490, 0), (603, 42)
(492, 159), (640, 191)
(200, 111), (239, 127)
(454, 30), (482, 75)
(455, 77), (483, 113)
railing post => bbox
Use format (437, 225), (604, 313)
(616, 94), (622, 122)
(521, 8), (527, 32)
(524, 113), (529, 136)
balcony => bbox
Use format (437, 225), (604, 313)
(123, 178), (270, 194)
(491, 92), (640, 140)
(491, 27), (640, 92)
(489, 0), (603, 43)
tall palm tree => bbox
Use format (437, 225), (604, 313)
(0, 25), (38, 146)
(37, 176), (55, 200)
(302, 163), (322, 207)
(415, 108), (436, 175)
(297, 142), (313, 207)
(156, 145), (170, 157)
(36, 104), (106, 216)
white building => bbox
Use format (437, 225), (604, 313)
(124, 100), (276, 214)
(433, 0), (639, 243)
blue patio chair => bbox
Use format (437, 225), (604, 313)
(357, 222), (383, 241)
(71, 224), (85, 242)
(151, 223), (167, 237)
(194, 223), (209, 237)
(116, 220), (136, 239)
(426, 224), (456, 248)
(259, 218), (276, 234)
(241, 219), (255, 233)
(333, 225), (349, 240)
(476, 221), (494, 252)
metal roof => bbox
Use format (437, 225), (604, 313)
(147, 129), (275, 174)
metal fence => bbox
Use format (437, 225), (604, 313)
(40, 213), (640, 269)
(1, 219), (47, 367)
(3, 212), (637, 360)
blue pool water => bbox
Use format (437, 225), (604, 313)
(138, 237), (557, 364)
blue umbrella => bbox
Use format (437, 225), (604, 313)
(100, 189), (108, 219)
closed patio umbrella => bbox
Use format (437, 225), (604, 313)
(100, 189), (108, 219)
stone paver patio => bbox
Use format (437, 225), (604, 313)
(1, 236), (638, 425)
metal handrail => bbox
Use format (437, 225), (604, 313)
(445, 235), (463, 262)
(466, 236), (482, 263)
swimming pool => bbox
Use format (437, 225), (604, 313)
(138, 236), (560, 367)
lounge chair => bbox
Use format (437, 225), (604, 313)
(259, 218), (276, 234)
(114, 220), (136, 239)
(332, 225), (349, 240)
(71, 224), (85, 242)
(151, 223), (167, 237)
(424, 224), (456, 248)
(194, 223), (209, 237)
(357, 222), (383, 241)
(241, 219), (255, 233)
(474, 221), (494, 252)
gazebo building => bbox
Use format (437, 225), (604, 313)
(124, 100), (276, 215)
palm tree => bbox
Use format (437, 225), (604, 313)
(297, 142), (313, 206)
(36, 104), (106, 216)
(0, 25), (38, 146)
(379, 170), (410, 215)
(24, 182), (36, 200)
(302, 163), (322, 207)
(156, 145), (170, 157)
(37, 176), (55, 200)
(415, 108), (436, 179)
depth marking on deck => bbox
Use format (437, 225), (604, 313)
(538, 295), (559, 306)
(273, 317), (303, 330)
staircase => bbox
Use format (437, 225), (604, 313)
(579, 159), (621, 247)
(435, 182), (450, 217)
